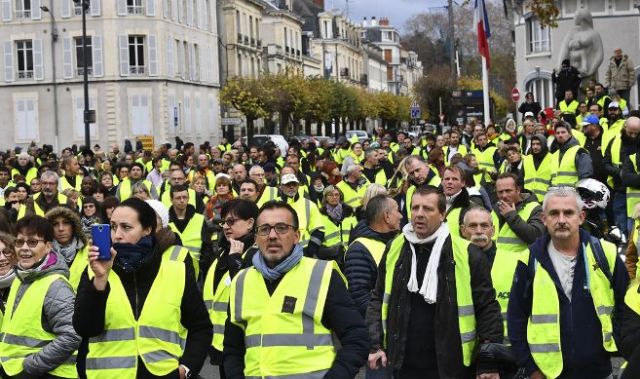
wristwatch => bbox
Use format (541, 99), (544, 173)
(180, 364), (192, 379)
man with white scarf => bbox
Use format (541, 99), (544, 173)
(366, 185), (503, 378)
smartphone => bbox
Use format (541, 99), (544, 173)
(91, 224), (112, 261)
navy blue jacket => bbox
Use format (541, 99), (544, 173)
(507, 230), (627, 378)
(343, 223), (398, 317)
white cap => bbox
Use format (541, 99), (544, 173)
(145, 199), (169, 228)
(281, 174), (299, 184)
(524, 111), (534, 118)
(609, 101), (620, 109)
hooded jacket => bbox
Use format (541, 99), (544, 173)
(3, 251), (81, 378)
(529, 134), (549, 169)
(45, 206), (88, 264)
(73, 228), (213, 378)
(344, 223), (398, 317)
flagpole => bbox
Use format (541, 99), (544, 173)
(482, 55), (490, 125)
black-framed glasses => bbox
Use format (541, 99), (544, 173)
(15, 238), (45, 248)
(256, 223), (296, 236)
(222, 218), (238, 227)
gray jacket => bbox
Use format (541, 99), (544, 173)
(11, 251), (81, 376)
(558, 137), (593, 180)
(493, 192), (545, 245)
(606, 54), (636, 91)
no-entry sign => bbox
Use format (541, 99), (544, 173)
(511, 87), (520, 102)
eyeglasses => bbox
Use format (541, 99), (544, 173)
(222, 218), (239, 227)
(15, 238), (45, 248)
(256, 223), (296, 236)
(0, 250), (13, 258)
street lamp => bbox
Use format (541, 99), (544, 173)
(40, 4), (60, 152)
(73, 0), (93, 150)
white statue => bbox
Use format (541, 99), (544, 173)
(557, 8), (604, 77)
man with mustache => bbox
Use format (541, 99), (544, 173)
(508, 187), (628, 379)
(21, 171), (74, 218)
(461, 206), (495, 266)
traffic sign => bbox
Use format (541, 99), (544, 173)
(511, 87), (521, 103)
(410, 101), (420, 119)
(222, 117), (243, 126)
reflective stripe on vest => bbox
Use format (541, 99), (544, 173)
(381, 234), (476, 366)
(162, 245), (190, 263)
(321, 214), (357, 250)
(492, 201), (539, 342)
(550, 145), (581, 186)
(286, 197), (321, 249)
(230, 257), (336, 378)
(627, 154), (640, 215)
(32, 193), (68, 217)
(528, 240), (618, 378)
(69, 246), (89, 290)
(86, 257), (187, 378)
(203, 257), (230, 351)
(169, 213), (205, 276)
(473, 146), (498, 183)
(0, 274), (77, 378)
(559, 99), (579, 114)
(347, 237), (386, 266)
(336, 180), (368, 210)
(523, 153), (553, 202)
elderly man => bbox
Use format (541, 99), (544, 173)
(22, 171), (74, 218)
(276, 167), (324, 257)
(223, 201), (368, 378)
(366, 186), (502, 378)
(508, 187), (627, 379)
(344, 194), (401, 317)
(605, 47), (635, 103)
(250, 165), (278, 206)
(336, 164), (369, 211)
(231, 164), (247, 197)
(0, 216), (81, 377)
(461, 206), (496, 266)
(12, 152), (38, 184)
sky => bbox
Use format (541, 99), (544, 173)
(328, 0), (450, 33)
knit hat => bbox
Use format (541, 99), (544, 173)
(145, 200), (169, 228)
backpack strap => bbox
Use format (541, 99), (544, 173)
(589, 236), (614, 288)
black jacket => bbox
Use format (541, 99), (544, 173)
(518, 101), (542, 122)
(73, 229), (213, 378)
(584, 131), (608, 184)
(366, 234), (503, 377)
(616, 281), (640, 378)
(605, 131), (640, 192)
(168, 204), (213, 275)
(344, 224), (398, 317)
(223, 266), (369, 378)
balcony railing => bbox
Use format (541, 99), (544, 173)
(243, 36), (249, 44)
(237, 33), (242, 43)
(257, 39), (262, 48)
(251, 38), (256, 46)
(15, 10), (31, 19)
(127, 6), (144, 15)
(77, 67), (93, 76)
(17, 70), (34, 79)
(340, 68), (349, 77)
(130, 66), (145, 75)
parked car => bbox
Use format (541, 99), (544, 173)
(345, 130), (369, 144)
(244, 134), (289, 154)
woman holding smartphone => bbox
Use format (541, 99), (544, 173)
(73, 197), (212, 379)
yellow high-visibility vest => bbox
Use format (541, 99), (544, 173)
(86, 256), (187, 378)
(229, 257), (337, 378)
(523, 153), (553, 202)
(169, 213), (205, 277)
(550, 145), (581, 186)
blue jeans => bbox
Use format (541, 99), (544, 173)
(613, 191), (628, 236)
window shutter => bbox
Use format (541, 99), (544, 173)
(26, 99), (38, 140)
(166, 37), (175, 77)
(61, 0), (71, 18)
(1, 0), (11, 22)
(92, 35), (103, 77)
(117, 0), (127, 16)
(188, 43), (194, 81)
(146, 0), (156, 16)
(33, 39), (44, 80)
(31, 0), (42, 20)
(187, 0), (193, 26)
(90, 0), (101, 16)
(119, 35), (130, 76)
(200, 46), (207, 82)
(196, 0), (202, 29)
(15, 100), (26, 140)
(62, 37), (73, 79)
(203, 0), (209, 31)
(3, 41), (13, 82)
(163, 0), (169, 18)
(74, 97), (84, 139)
(178, 42), (185, 79)
(148, 35), (158, 76)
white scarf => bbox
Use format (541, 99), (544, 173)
(403, 222), (450, 304)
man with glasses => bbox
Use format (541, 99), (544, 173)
(0, 215), (80, 378)
(21, 171), (73, 219)
(508, 187), (627, 379)
(160, 168), (199, 211)
(250, 165), (277, 207)
(224, 201), (368, 378)
(168, 184), (211, 278)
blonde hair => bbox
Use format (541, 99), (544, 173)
(362, 184), (388, 210)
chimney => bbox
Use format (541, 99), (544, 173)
(370, 16), (377, 26)
(380, 17), (389, 26)
(362, 16), (367, 27)
(313, 0), (324, 10)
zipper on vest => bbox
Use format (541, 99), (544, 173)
(134, 273), (139, 319)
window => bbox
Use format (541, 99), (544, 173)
(563, 0), (578, 15)
(14, 97), (38, 142)
(614, 0), (631, 11)
(193, 43), (199, 80)
(526, 78), (552, 108)
(176, 39), (182, 77)
(236, 10), (241, 37)
(586, 0), (606, 13)
(127, 0), (144, 15)
(15, 0), (31, 19)
(526, 18), (550, 54)
(128, 36), (145, 74)
(16, 40), (33, 79)
(183, 41), (189, 79)
(75, 37), (93, 76)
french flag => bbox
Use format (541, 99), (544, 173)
(474, 0), (491, 69)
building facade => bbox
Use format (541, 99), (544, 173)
(0, 0), (222, 151)
(508, 0), (640, 109)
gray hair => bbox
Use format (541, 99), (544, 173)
(40, 170), (59, 183)
(543, 186), (584, 213)
(249, 165), (264, 175)
(344, 163), (360, 176)
(462, 205), (493, 225)
(365, 194), (395, 225)
(131, 181), (150, 196)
